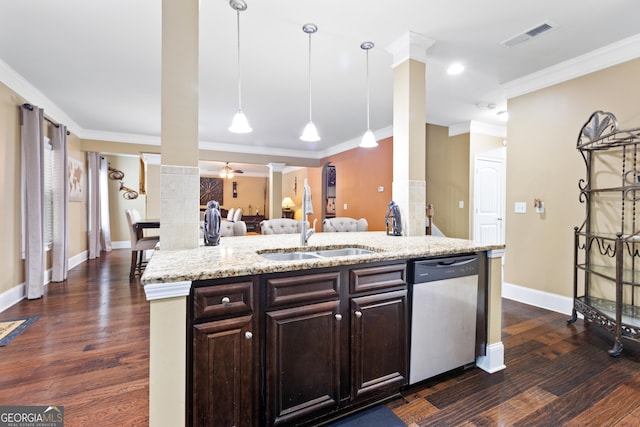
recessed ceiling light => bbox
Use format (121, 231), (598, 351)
(447, 63), (464, 75)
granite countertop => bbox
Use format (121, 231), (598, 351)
(141, 231), (505, 284)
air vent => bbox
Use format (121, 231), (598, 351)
(501, 21), (557, 48)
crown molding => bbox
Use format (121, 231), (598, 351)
(503, 32), (640, 99)
(385, 31), (436, 67)
(0, 58), (82, 133)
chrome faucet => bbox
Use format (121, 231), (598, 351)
(301, 179), (315, 246)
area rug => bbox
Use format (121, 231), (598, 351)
(0, 316), (39, 346)
(325, 405), (407, 427)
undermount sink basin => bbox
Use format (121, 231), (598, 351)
(260, 252), (323, 261)
(315, 248), (375, 257)
(260, 247), (376, 261)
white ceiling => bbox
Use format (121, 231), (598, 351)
(2, 0), (640, 166)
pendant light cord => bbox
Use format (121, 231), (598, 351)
(365, 47), (370, 130)
(236, 9), (242, 111)
(307, 31), (313, 122)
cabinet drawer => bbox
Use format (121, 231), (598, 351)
(265, 271), (341, 309)
(194, 281), (254, 320)
(350, 263), (407, 294)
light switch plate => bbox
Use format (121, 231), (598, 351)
(515, 202), (527, 214)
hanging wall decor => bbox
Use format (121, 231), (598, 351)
(200, 177), (224, 206)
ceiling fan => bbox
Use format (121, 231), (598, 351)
(219, 162), (244, 178)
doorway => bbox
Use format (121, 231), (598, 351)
(473, 156), (505, 245)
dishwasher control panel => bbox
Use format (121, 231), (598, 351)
(411, 254), (478, 283)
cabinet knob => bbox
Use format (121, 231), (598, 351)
(221, 296), (231, 304)
(245, 331), (253, 340)
(355, 310), (362, 318)
(335, 313), (342, 320)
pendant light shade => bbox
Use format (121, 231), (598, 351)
(359, 41), (377, 148)
(300, 23), (320, 142)
(229, 0), (252, 134)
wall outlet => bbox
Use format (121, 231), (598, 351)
(377, 186), (384, 192)
(458, 200), (464, 209)
(515, 202), (527, 214)
(536, 202), (545, 214)
(343, 203), (348, 210)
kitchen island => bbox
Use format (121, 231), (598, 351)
(142, 232), (505, 427)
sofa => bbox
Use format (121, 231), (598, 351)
(260, 218), (309, 234)
(322, 217), (368, 232)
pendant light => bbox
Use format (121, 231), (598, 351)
(300, 23), (320, 142)
(228, 0), (252, 133)
(359, 41), (378, 148)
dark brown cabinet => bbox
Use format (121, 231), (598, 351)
(190, 262), (407, 427)
(192, 315), (255, 426)
(266, 300), (342, 425)
(263, 263), (407, 426)
(350, 289), (408, 401)
(190, 279), (257, 427)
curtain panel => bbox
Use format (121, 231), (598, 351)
(51, 124), (69, 282)
(88, 152), (102, 259)
(20, 105), (45, 299)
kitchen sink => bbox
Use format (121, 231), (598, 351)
(315, 248), (375, 257)
(260, 247), (377, 261)
(260, 252), (323, 261)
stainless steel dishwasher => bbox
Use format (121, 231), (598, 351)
(409, 254), (479, 385)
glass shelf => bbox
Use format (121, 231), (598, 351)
(578, 296), (640, 329)
(577, 264), (640, 285)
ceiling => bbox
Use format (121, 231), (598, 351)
(2, 0), (640, 167)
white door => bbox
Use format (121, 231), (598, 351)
(473, 157), (505, 245)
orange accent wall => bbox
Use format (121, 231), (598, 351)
(307, 137), (393, 231)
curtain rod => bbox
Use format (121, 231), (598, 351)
(21, 103), (71, 135)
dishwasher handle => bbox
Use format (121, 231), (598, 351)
(430, 258), (477, 268)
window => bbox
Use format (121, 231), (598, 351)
(21, 136), (53, 257)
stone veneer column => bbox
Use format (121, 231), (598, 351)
(269, 163), (285, 219)
(386, 32), (434, 236)
(146, 1), (199, 426)
(160, 0), (200, 251)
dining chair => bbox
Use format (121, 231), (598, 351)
(125, 209), (160, 278)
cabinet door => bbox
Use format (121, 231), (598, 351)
(266, 300), (342, 426)
(192, 315), (255, 427)
(350, 289), (408, 401)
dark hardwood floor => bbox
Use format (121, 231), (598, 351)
(0, 249), (149, 426)
(389, 299), (640, 426)
(1, 249), (640, 426)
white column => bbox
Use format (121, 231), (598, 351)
(268, 163), (285, 219)
(160, 0), (200, 251)
(386, 32), (435, 236)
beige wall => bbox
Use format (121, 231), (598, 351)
(107, 155), (151, 243)
(505, 58), (640, 297)
(214, 175), (269, 217)
(282, 168), (308, 220)
(426, 124), (470, 238)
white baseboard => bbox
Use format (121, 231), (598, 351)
(0, 283), (25, 313)
(476, 342), (506, 373)
(111, 241), (130, 250)
(502, 282), (574, 315)
(69, 250), (88, 270)
(1, 250), (90, 313)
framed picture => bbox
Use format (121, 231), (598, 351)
(200, 177), (224, 206)
(68, 158), (84, 202)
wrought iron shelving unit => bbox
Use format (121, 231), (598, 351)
(569, 111), (640, 356)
